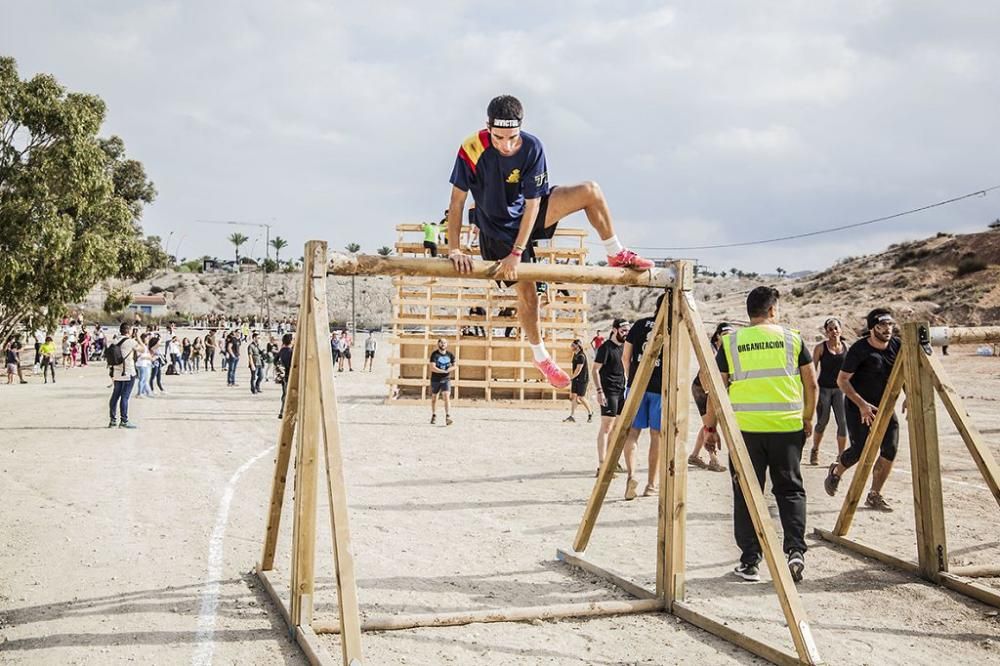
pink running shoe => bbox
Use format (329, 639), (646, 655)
(608, 248), (655, 271)
(534, 357), (571, 389)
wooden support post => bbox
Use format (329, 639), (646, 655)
(831, 358), (905, 536)
(307, 241), (364, 663)
(920, 351), (1000, 509)
(259, 273), (307, 571)
(573, 299), (667, 553)
(289, 243), (322, 629)
(902, 322), (948, 581)
(657, 269), (693, 605)
(681, 293), (822, 666)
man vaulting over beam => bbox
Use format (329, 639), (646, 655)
(446, 95), (655, 388)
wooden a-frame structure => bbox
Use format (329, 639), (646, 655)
(815, 322), (1000, 608)
(256, 240), (825, 665)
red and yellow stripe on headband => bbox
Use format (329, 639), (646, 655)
(458, 130), (491, 174)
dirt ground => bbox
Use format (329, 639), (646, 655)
(2, 338), (1000, 665)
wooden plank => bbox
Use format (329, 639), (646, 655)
(257, 568), (291, 630)
(572, 300), (668, 553)
(290, 242), (322, 629)
(297, 625), (341, 666)
(330, 254), (677, 288)
(902, 322), (948, 581)
(555, 548), (657, 600)
(921, 350), (1000, 509)
(681, 293), (822, 666)
(813, 528), (921, 574)
(939, 572), (1000, 609)
(308, 241), (364, 663)
(929, 325), (1000, 346)
(831, 357), (905, 536)
(259, 271), (307, 571)
(672, 602), (803, 666)
(313, 598), (664, 634)
(658, 277), (692, 605)
(395, 222), (588, 237)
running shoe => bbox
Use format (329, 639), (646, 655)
(587, 413), (593, 423)
(445, 415), (453, 426)
(734, 561), (760, 582)
(563, 415), (576, 423)
(787, 550), (805, 582)
(824, 463), (841, 496)
(809, 447), (819, 466)
(119, 422), (137, 429)
(607, 249), (655, 271)
(108, 420), (117, 428)
(642, 483), (658, 497)
(430, 414), (436, 425)
(707, 461), (727, 473)
(688, 454), (709, 469)
(865, 491), (893, 512)
(625, 477), (639, 501)
(533, 357), (570, 389)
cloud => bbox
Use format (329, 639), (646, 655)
(4, 1), (999, 273)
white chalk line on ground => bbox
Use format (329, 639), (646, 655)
(192, 444), (275, 666)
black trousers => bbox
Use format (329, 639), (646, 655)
(730, 430), (807, 565)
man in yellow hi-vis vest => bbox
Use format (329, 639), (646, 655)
(702, 286), (818, 583)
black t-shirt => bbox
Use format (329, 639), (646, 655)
(229, 338), (241, 356)
(625, 315), (664, 394)
(278, 347), (293, 375)
(5, 343), (17, 365)
(572, 351), (587, 383)
(430, 350), (455, 379)
(841, 336), (901, 405)
(715, 329), (812, 374)
(594, 338), (625, 393)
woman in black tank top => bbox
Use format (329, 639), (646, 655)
(810, 318), (847, 465)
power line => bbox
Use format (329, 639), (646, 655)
(589, 184), (1000, 252)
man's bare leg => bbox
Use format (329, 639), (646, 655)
(443, 391), (452, 424)
(543, 181), (613, 238)
(515, 281), (541, 345)
(430, 392), (437, 421)
(597, 415), (615, 467)
(623, 428), (640, 479)
(647, 429), (661, 489)
(871, 457), (893, 494)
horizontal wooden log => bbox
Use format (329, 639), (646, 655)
(395, 223), (588, 237)
(672, 602), (803, 666)
(313, 598), (664, 634)
(948, 565), (1000, 578)
(929, 326), (1000, 346)
(329, 254), (676, 287)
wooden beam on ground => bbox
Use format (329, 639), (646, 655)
(681, 293), (822, 666)
(672, 602), (803, 666)
(939, 572), (1000, 609)
(297, 625), (341, 666)
(307, 241), (364, 664)
(329, 254), (677, 288)
(902, 322), (948, 581)
(813, 529), (920, 575)
(921, 350), (1000, 509)
(259, 273), (307, 572)
(556, 548), (657, 600)
(313, 598), (664, 634)
(831, 358), (905, 537)
(257, 568), (290, 628)
(949, 565), (1000, 578)
(928, 325), (1000, 346)
(573, 300), (668, 553)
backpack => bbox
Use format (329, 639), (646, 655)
(105, 339), (125, 367)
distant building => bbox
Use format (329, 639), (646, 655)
(129, 294), (167, 316)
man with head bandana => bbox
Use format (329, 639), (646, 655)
(823, 308), (901, 511)
(445, 95), (655, 389)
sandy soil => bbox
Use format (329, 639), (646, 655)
(2, 339), (1000, 665)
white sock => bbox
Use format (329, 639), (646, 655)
(530, 342), (549, 362)
(603, 235), (624, 256)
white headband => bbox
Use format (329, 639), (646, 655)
(490, 117), (521, 128)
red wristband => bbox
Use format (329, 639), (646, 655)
(703, 425), (716, 433)
(510, 248), (523, 258)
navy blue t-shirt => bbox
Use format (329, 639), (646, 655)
(449, 130), (550, 244)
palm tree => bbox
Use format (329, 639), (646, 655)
(270, 236), (288, 268)
(229, 232), (249, 269)
(776, 267), (786, 278)
(345, 242), (361, 253)
(376, 246), (393, 257)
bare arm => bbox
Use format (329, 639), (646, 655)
(812, 342), (824, 371)
(447, 186), (470, 269)
(800, 362), (818, 435)
(621, 341), (633, 385)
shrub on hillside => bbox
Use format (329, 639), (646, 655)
(956, 256), (988, 277)
(790, 287), (805, 297)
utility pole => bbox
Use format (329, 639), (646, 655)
(197, 219), (274, 329)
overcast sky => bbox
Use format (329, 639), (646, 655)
(5, 1), (999, 273)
